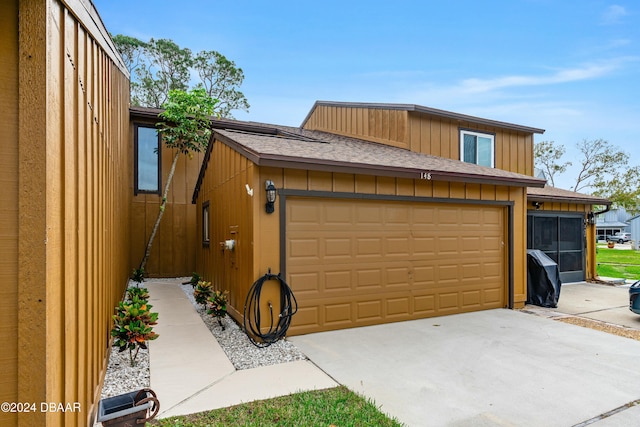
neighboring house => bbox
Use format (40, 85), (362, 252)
(628, 214), (640, 246)
(1, 1), (131, 426)
(191, 101), (609, 336)
(595, 207), (632, 241)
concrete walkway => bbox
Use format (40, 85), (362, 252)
(146, 279), (337, 419)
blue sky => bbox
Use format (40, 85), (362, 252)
(94, 0), (639, 191)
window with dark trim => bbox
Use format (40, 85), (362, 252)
(134, 124), (161, 194)
(202, 201), (210, 246)
(460, 129), (495, 168)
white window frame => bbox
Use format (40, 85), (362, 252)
(459, 129), (495, 168)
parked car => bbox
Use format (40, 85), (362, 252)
(630, 281), (640, 314)
(607, 232), (631, 243)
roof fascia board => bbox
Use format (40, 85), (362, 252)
(527, 194), (612, 205)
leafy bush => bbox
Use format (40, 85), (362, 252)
(183, 272), (202, 288)
(207, 290), (229, 329)
(111, 289), (159, 366)
(194, 280), (213, 307)
(131, 267), (145, 286)
(126, 286), (150, 302)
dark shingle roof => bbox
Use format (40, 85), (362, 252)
(192, 125), (547, 202)
(527, 185), (610, 205)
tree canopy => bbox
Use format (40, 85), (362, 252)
(534, 139), (639, 213)
(112, 35), (249, 118)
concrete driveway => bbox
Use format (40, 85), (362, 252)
(555, 282), (640, 330)
(291, 291), (640, 426)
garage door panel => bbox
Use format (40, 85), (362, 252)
(356, 238), (382, 256)
(356, 269), (383, 289)
(288, 272), (320, 293)
(286, 198), (506, 334)
(324, 238), (352, 258)
(385, 237), (411, 256)
(357, 300), (383, 320)
(289, 238), (320, 260)
(387, 297), (410, 317)
(325, 270), (352, 290)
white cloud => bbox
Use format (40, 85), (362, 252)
(457, 63), (618, 94)
(601, 5), (628, 25)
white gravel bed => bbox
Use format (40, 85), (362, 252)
(100, 346), (150, 399)
(100, 278), (306, 399)
(178, 282), (307, 370)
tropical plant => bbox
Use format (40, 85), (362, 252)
(111, 300), (159, 366)
(183, 272), (202, 288)
(127, 286), (150, 302)
(131, 267), (145, 286)
(194, 280), (213, 307)
(207, 290), (229, 329)
(138, 88), (217, 272)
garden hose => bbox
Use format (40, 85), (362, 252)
(243, 271), (298, 348)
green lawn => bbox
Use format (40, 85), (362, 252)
(596, 246), (640, 280)
(150, 386), (404, 427)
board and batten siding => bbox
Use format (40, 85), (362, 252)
(303, 104), (535, 177)
(130, 115), (204, 277)
(2, 0), (132, 426)
(0, 0), (20, 421)
(195, 141), (256, 322)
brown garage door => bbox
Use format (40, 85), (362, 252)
(286, 197), (506, 335)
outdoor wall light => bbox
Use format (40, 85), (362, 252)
(533, 201), (543, 210)
(265, 180), (277, 214)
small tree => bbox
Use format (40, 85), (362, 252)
(138, 88), (217, 272)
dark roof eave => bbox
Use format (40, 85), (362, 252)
(257, 155), (545, 187)
(301, 101), (546, 135)
(527, 193), (612, 205)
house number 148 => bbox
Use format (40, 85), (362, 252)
(420, 172), (432, 180)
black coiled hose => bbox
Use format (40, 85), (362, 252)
(243, 272), (298, 348)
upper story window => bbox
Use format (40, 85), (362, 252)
(460, 129), (495, 168)
(134, 124), (160, 194)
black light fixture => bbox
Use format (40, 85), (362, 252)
(265, 180), (276, 214)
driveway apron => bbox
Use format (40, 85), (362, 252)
(291, 309), (640, 427)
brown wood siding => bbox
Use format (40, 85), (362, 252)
(12, 1), (131, 425)
(130, 116), (204, 277)
(303, 105), (535, 176)
(195, 141), (256, 323)
(304, 105), (411, 150)
(0, 1), (19, 421)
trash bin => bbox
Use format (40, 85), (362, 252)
(97, 388), (159, 427)
(526, 249), (561, 308)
